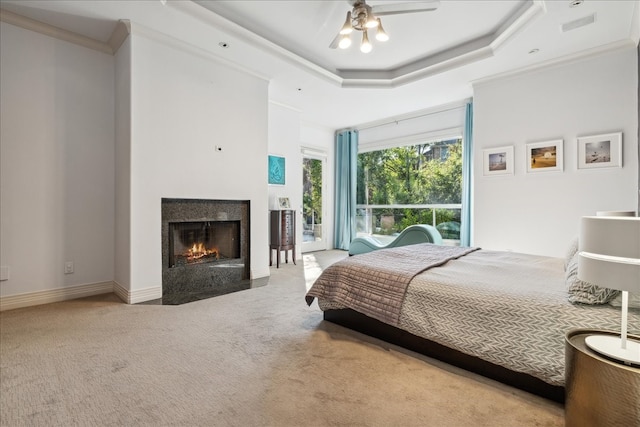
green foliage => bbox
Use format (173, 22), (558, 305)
(356, 139), (463, 238)
(303, 158), (322, 225)
(357, 139), (463, 205)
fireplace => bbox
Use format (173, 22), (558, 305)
(161, 198), (250, 305)
(168, 221), (240, 268)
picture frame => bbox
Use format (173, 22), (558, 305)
(577, 132), (622, 170)
(278, 197), (291, 210)
(268, 155), (286, 185)
(526, 139), (563, 173)
(482, 146), (514, 176)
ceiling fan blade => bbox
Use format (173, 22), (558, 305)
(329, 33), (341, 49)
(371, 1), (440, 16)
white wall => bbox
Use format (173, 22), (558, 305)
(473, 46), (638, 257)
(0, 22), (115, 297)
(267, 103), (336, 256)
(267, 102), (302, 258)
(114, 36), (132, 291)
(125, 29), (269, 297)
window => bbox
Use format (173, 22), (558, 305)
(356, 138), (463, 242)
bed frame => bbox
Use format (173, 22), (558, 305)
(324, 308), (565, 403)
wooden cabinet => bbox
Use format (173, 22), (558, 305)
(270, 210), (296, 268)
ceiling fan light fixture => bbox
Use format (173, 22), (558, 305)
(338, 34), (352, 49)
(360, 31), (372, 53)
(340, 11), (353, 35)
(375, 19), (389, 41)
(365, 12), (379, 29)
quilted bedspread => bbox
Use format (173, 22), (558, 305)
(308, 248), (640, 386)
(305, 243), (479, 326)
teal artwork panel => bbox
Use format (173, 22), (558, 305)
(268, 155), (285, 185)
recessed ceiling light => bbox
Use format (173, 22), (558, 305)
(569, 0), (583, 7)
(529, 48), (540, 54)
(218, 42), (229, 48)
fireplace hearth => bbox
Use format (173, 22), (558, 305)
(161, 198), (251, 305)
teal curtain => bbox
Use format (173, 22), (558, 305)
(460, 102), (473, 247)
(334, 130), (359, 250)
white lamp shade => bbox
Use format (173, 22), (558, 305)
(596, 210), (636, 217)
(578, 252), (640, 293)
(578, 216), (640, 293)
(580, 216), (640, 260)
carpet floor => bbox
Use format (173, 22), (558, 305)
(0, 250), (564, 426)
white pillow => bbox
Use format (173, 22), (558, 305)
(565, 252), (619, 305)
(564, 237), (579, 272)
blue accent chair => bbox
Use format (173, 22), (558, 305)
(348, 224), (444, 256)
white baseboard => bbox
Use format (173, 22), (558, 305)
(113, 281), (162, 304)
(1, 273), (268, 310)
(0, 281), (114, 312)
(251, 267), (271, 279)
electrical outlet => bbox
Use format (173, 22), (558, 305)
(0, 266), (9, 281)
(64, 261), (74, 274)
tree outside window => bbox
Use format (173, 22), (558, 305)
(356, 138), (462, 239)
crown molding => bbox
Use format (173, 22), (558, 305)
(0, 8), (112, 53)
(108, 20), (131, 53)
(471, 39), (636, 89)
(0, 8), (131, 56)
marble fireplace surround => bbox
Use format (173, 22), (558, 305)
(161, 198), (250, 304)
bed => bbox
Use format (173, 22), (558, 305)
(305, 243), (640, 403)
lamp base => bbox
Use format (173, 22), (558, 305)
(585, 335), (640, 365)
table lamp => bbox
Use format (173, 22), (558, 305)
(578, 215), (640, 365)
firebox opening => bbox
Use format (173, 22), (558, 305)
(168, 220), (241, 268)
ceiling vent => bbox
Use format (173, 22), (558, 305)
(561, 14), (596, 32)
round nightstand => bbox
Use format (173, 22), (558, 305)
(565, 329), (640, 427)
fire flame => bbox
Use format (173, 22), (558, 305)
(186, 243), (219, 261)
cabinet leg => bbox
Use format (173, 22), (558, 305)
(269, 248), (272, 266)
(292, 246), (296, 265)
(277, 249), (281, 268)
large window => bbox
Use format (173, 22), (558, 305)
(356, 138), (463, 242)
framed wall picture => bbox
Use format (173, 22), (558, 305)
(268, 155), (285, 185)
(577, 132), (622, 169)
(526, 140), (563, 173)
(278, 197), (291, 209)
(482, 146), (514, 176)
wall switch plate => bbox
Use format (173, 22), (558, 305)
(0, 266), (9, 281)
(64, 261), (74, 274)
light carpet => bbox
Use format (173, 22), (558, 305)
(0, 250), (563, 426)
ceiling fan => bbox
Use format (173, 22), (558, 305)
(330, 0), (440, 53)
